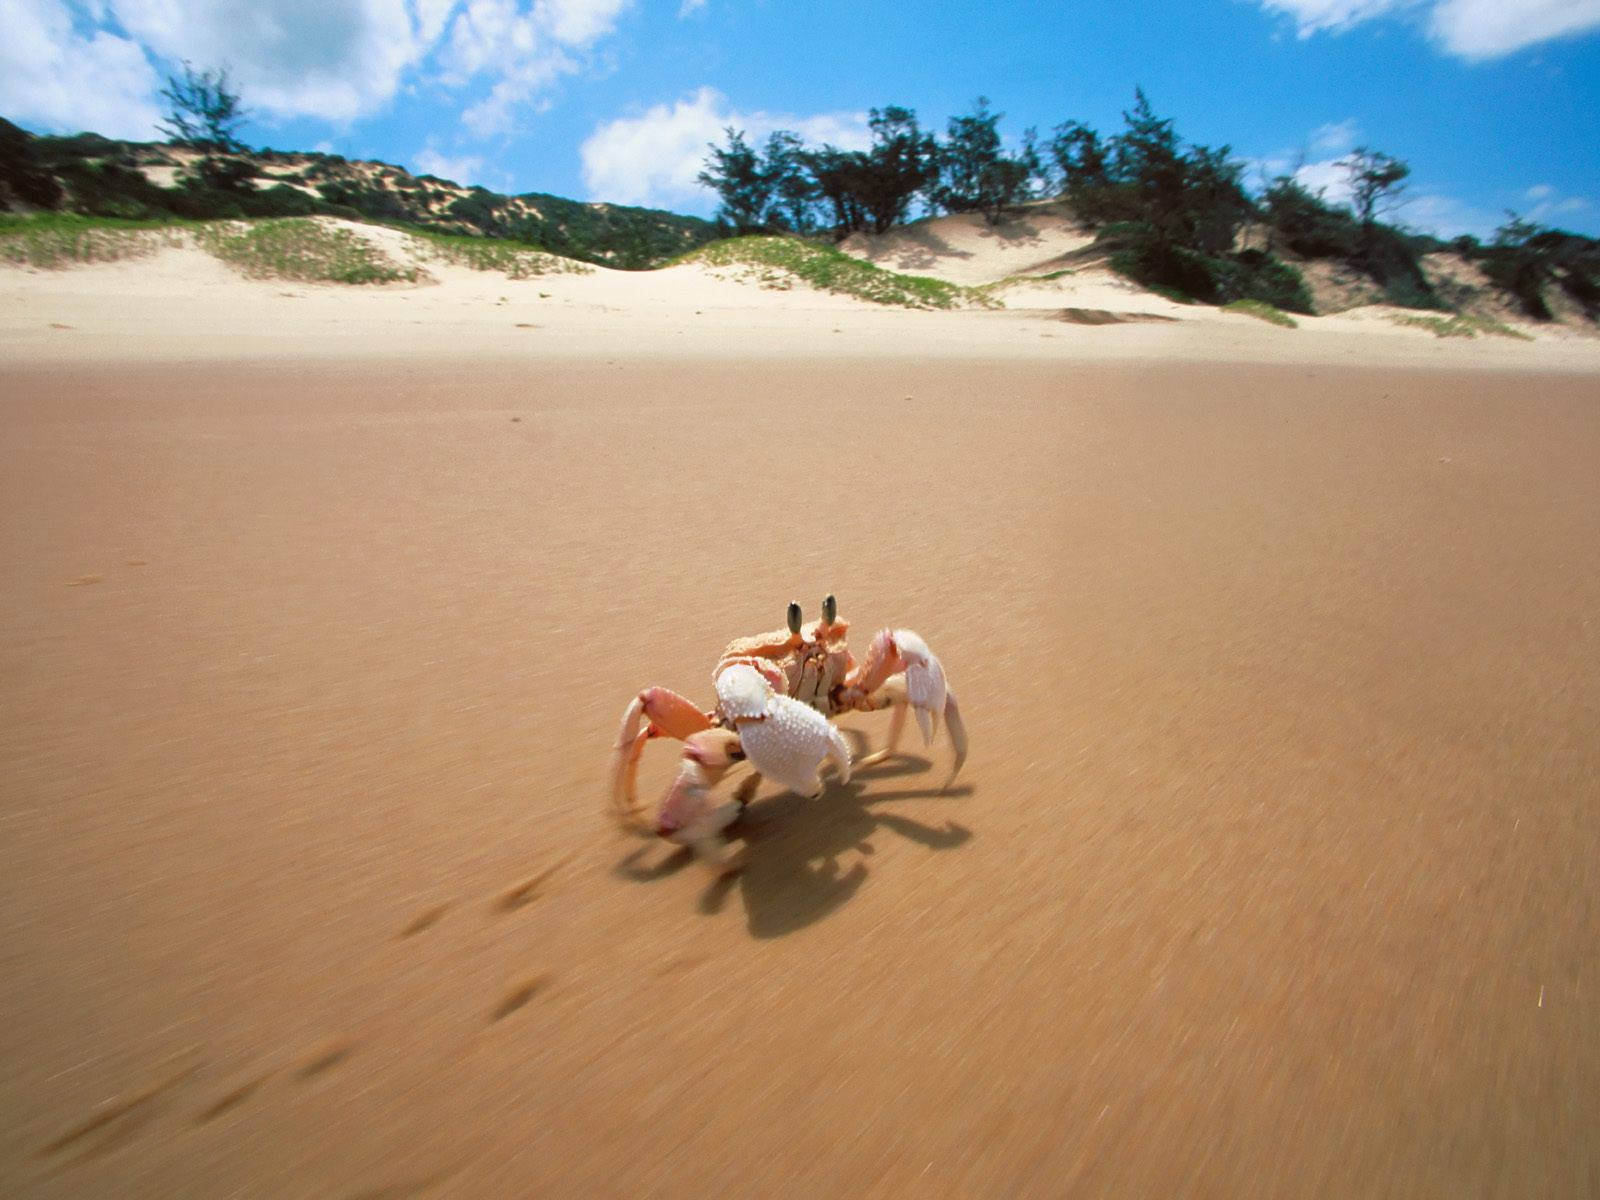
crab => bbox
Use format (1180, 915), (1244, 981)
(610, 595), (967, 873)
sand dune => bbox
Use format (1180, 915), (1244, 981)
(3, 216), (1597, 373)
(839, 204), (1097, 285)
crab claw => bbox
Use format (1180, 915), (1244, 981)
(715, 664), (852, 798)
(654, 729), (749, 872)
(850, 629), (967, 789)
(859, 629), (949, 743)
(611, 686), (713, 832)
(888, 629), (948, 745)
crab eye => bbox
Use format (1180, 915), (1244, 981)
(786, 601), (802, 635)
(822, 594), (837, 625)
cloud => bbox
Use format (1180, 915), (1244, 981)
(110, 0), (439, 123)
(678, 0), (707, 14)
(7, 0), (636, 140)
(1309, 119), (1358, 156)
(0, 0), (164, 138)
(1256, 0), (1600, 58)
(1428, 0), (1600, 58)
(580, 86), (870, 209)
(1245, 119), (1359, 203)
(1521, 184), (1590, 224)
(414, 142), (487, 185)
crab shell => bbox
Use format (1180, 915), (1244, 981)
(716, 617), (854, 714)
(713, 664), (852, 797)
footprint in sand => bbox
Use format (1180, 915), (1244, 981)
(397, 902), (451, 939)
(194, 1069), (276, 1126)
(493, 855), (572, 914)
(490, 975), (550, 1024)
(37, 1054), (203, 1164)
(295, 1037), (357, 1080)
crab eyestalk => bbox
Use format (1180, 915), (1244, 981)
(786, 601), (802, 636)
(822, 593), (837, 626)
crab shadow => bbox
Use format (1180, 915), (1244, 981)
(615, 733), (973, 939)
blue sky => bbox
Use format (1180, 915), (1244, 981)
(5, 0), (1598, 237)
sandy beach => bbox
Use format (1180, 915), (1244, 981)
(3, 235), (1600, 1196)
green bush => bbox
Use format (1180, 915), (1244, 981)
(1105, 225), (1313, 313)
(0, 117), (65, 208)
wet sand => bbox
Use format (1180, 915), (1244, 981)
(2, 355), (1598, 1196)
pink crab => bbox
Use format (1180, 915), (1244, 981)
(611, 595), (968, 873)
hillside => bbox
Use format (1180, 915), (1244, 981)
(0, 118), (717, 270)
(836, 203), (1598, 335)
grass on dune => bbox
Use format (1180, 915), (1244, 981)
(196, 218), (420, 284)
(0, 212), (185, 268)
(1223, 298), (1299, 328)
(679, 236), (995, 310)
(1388, 312), (1533, 341)
(407, 229), (591, 278)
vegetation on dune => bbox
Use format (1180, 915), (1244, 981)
(196, 219), (419, 284)
(1223, 298), (1299, 328)
(5, 64), (1599, 323)
(1, 57), (713, 271)
(695, 89), (1598, 324)
(1388, 312), (1533, 340)
(0, 211), (182, 267)
(408, 229), (592, 278)
(680, 236), (992, 309)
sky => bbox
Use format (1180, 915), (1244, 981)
(4, 0), (1599, 238)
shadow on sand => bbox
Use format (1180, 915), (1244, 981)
(615, 732), (973, 939)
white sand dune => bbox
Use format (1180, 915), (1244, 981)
(838, 203), (1097, 286)
(1, 216), (1596, 372)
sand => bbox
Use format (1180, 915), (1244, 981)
(2, 233), (1600, 1196)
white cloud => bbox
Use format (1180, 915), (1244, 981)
(1257, 0), (1600, 58)
(579, 86), (870, 208)
(1309, 119), (1358, 156)
(1521, 184), (1590, 224)
(1429, 0), (1600, 58)
(414, 142), (486, 185)
(678, 0), (707, 15)
(6, 0), (637, 142)
(442, 0), (632, 136)
(109, 0), (437, 123)
(0, 0), (164, 138)
(1396, 192), (1498, 238)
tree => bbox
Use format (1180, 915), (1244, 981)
(159, 62), (250, 153)
(763, 130), (819, 233)
(933, 98), (1040, 225)
(697, 128), (772, 233)
(1048, 121), (1115, 222)
(1341, 146), (1409, 228)
(855, 106), (938, 234)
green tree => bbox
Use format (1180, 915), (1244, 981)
(1341, 146), (1410, 229)
(763, 130), (818, 232)
(855, 106), (938, 234)
(934, 98), (1040, 225)
(159, 62), (250, 152)
(698, 128), (774, 233)
(1047, 121), (1115, 222)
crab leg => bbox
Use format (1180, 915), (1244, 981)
(611, 687), (713, 832)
